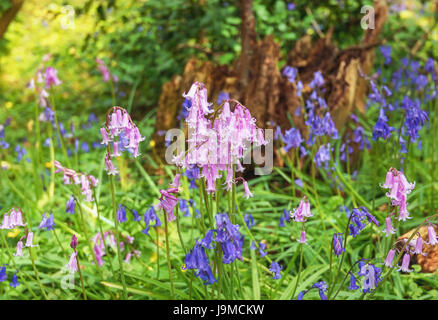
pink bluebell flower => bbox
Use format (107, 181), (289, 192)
(398, 253), (413, 273)
(383, 216), (396, 237)
(290, 197), (312, 222)
(384, 249), (396, 267)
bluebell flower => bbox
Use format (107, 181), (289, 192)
(348, 272), (360, 290)
(287, 3), (296, 10)
(117, 204), (127, 223)
(309, 71), (324, 89)
(42, 137), (50, 147)
(81, 142), (90, 153)
(15, 145), (27, 162)
(244, 213), (255, 229)
(279, 209), (290, 227)
(38, 211), (56, 231)
(185, 242), (216, 285)
(372, 108), (394, 141)
(66, 195), (75, 215)
(250, 241), (257, 250)
(283, 66), (298, 83)
(314, 143), (331, 169)
(258, 242), (267, 257)
(269, 261), (282, 280)
(312, 281), (328, 300)
(379, 45), (391, 65)
(10, 273), (20, 288)
(179, 199), (190, 217)
(131, 209), (141, 222)
(215, 213), (243, 264)
(200, 230), (215, 249)
(142, 206), (161, 235)
(282, 128), (303, 152)
(0, 265), (6, 282)
(217, 91), (230, 105)
(177, 98), (192, 121)
(333, 233), (345, 256)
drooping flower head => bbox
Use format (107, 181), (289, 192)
(38, 211), (56, 231)
(101, 107), (144, 175)
(290, 197), (312, 222)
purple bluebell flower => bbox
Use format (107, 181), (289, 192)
(38, 211), (55, 231)
(131, 209), (141, 222)
(185, 242), (216, 285)
(282, 128), (303, 152)
(9, 273), (20, 288)
(244, 213), (255, 229)
(314, 143), (331, 168)
(179, 199), (190, 217)
(15, 145), (27, 162)
(142, 206), (161, 235)
(66, 195), (75, 215)
(117, 204), (127, 223)
(200, 230), (215, 249)
(312, 281), (328, 300)
(269, 261), (282, 280)
(283, 66), (298, 83)
(287, 3), (296, 10)
(215, 213), (243, 264)
(379, 45), (391, 65)
(333, 233), (345, 256)
(348, 273), (359, 290)
(372, 108), (394, 141)
(81, 142), (90, 153)
(309, 71), (324, 89)
(0, 265), (7, 282)
(258, 242), (267, 257)
(217, 91), (230, 105)
(279, 209), (290, 227)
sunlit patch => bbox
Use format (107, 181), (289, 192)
(5, 101), (13, 109)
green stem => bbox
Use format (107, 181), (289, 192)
(163, 210), (175, 299)
(108, 174), (128, 299)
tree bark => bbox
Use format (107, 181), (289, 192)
(0, 0), (25, 40)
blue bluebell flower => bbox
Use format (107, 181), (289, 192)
(66, 195), (75, 215)
(244, 213), (255, 229)
(117, 204), (127, 223)
(269, 261), (282, 280)
(38, 211), (56, 231)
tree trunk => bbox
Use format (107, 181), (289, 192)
(0, 0), (25, 40)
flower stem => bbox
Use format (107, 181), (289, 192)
(75, 250), (87, 300)
(163, 210), (175, 299)
(109, 174), (128, 299)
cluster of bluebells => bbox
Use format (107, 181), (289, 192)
(381, 167), (415, 221)
(91, 230), (139, 267)
(383, 223), (438, 274)
(280, 68), (339, 168)
(184, 212), (245, 284)
(100, 107), (144, 175)
(370, 52), (434, 153)
(27, 54), (62, 127)
(0, 118), (10, 150)
(0, 208), (36, 287)
(54, 160), (99, 202)
(347, 260), (382, 294)
(172, 82), (267, 197)
(345, 206), (379, 238)
(0, 264), (20, 288)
